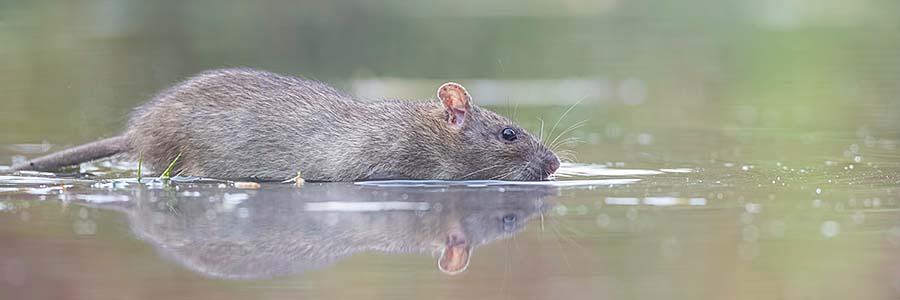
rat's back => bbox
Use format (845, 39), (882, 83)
(127, 69), (360, 180)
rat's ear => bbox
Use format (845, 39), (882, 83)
(437, 232), (471, 275)
(437, 82), (471, 128)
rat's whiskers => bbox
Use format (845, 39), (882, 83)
(549, 120), (587, 151)
(537, 117), (546, 143)
(462, 164), (504, 180)
(546, 96), (586, 144)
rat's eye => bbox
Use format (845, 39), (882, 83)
(502, 214), (517, 223)
(500, 128), (518, 142)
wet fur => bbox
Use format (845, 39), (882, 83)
(15, 69), (559, 181)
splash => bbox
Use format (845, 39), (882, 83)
(554, 163), (692, 177)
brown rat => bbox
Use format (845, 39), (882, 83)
(11, 68), (560, 181)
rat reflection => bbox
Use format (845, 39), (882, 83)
(114, 183), (554, 279)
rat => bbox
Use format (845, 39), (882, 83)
(10, 68), (560, 181)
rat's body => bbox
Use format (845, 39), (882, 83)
(12, 69), (559, 181)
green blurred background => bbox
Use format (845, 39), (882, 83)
(2, 0), (898, 147)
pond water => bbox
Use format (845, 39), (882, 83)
(1, 120), (898, 300)
(3, 1), (900, 299)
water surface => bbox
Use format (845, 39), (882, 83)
(2, 128), (898, 300)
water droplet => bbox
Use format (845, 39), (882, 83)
(820, 221), (840, 238)
(815, 188), (822, 195)
(745, 203), (762, 214)
(854, 156), (862, 163)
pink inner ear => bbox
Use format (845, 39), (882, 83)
(447, 107), (466, 127)
(438, 82), (471, 127)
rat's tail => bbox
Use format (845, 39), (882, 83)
(10, 136), (130, 172)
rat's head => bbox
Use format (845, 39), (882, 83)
(435, 82), (560, 181)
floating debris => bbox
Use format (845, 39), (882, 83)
(282, 170), (306, 186)
(234, 181), (261, 189)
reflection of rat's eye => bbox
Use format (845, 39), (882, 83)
(502, 214), (517, 223)
(501, 128), (518, 142)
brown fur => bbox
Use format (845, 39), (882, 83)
(13, 69), (560, 181)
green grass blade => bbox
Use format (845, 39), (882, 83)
(137, 151), (143, 181)
(159, 153), (182, 180)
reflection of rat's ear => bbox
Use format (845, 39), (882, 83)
(438, 240), (472, 275)
(437, 82), (471, 128)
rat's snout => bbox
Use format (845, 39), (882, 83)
(547, 157), (560, 174)
(542, 153), (561, 178)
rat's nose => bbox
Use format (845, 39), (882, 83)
(548, 159), (560, 174)
(549, 160), (559, 173)
(544, 155), (560, 177)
